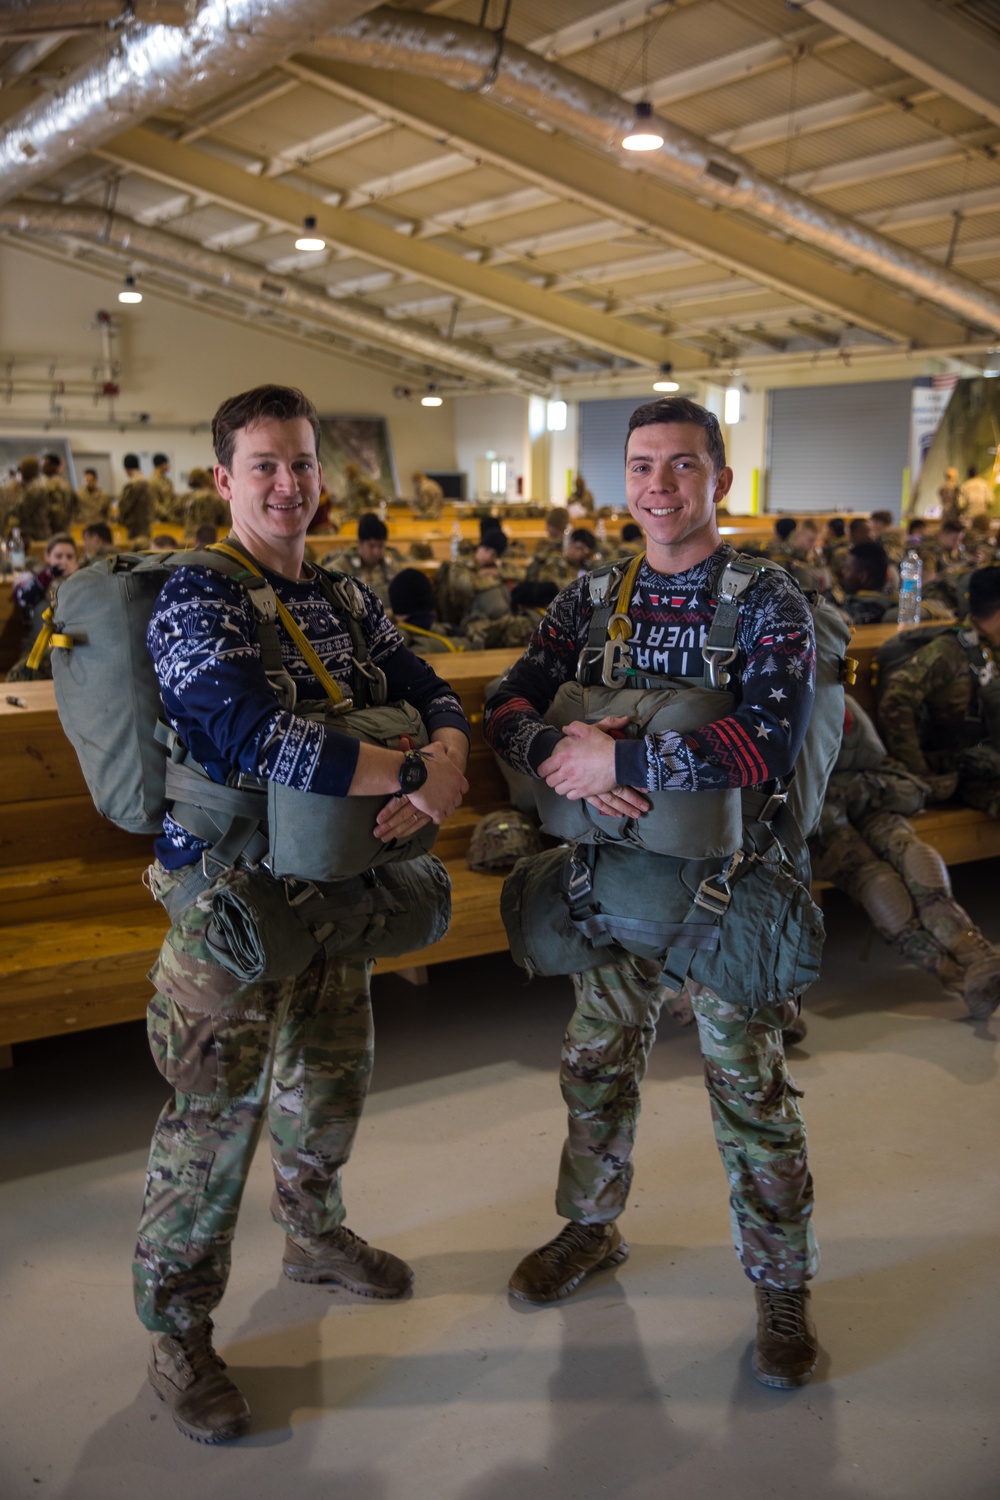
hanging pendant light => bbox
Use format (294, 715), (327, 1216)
(118, 274), (142, 304)
(295, 215), (326, 252)
(622, 101), (664, 152)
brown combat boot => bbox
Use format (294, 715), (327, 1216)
(752, 1285), (818, 1388)
(282, 1225), (414, 1298)
(508, 1221), (629, 1304)
(148, 1319), (250, 1443)
(949, 931), (1000, 1020)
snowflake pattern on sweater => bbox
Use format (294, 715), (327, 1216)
(483, 545), (815, 792)
(148, 563), (468, 866)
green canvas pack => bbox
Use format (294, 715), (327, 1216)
(501, 841), (824, 1011)
(51, 543), (436, 877)
(538, 550), (852, 847)
(534, 678), (742, 859)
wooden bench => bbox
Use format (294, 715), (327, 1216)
(4, 629), (999, 1054)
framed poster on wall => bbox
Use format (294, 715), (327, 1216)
(318, 416), (398, 499)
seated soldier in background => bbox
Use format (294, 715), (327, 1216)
(193, 524), (219, 548)
(762, 515), (797, 563)
(388, 568), (464, 652)
(150, 534), (176, 552)
(786, 517), (829, 591)
(434, 524), (534, 649)
(342, 460), (384, 519)
(565, 527), (597, 576)
(811, 697), (1000, 1020)
(828, 541), (895, 624)
(533, 507), (569, 563)
(568, 474), (594, 517)
(7, 533), (79, 681)
(967, 514), (997, 569)
(182, 467), (229, 534)
(869, 510), (904, 565)
(878, 566), (1000, 821)
(412, 470), (444, 519)
(922, 519), (971, 615)
(830, 517), (873, 585)
(77, 468), (111, 527)
(81, 521), (114, 560)
(321, 511), (398, 608)
(617, 521), (644, 558)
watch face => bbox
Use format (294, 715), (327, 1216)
(400, 753), (428, 793)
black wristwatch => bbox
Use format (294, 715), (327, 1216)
(398, 750), (429, 794)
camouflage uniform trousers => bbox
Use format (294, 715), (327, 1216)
(556, 952), (818, 1290)
(813, 810), (984, 979)
(133, 862), (374, 1335)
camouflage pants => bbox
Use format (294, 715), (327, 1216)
(556, 954), (818, 1290)
(814, 812), (980, 979)
(134, 865), (374, 1335)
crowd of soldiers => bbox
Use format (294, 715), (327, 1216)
(0, 450), (231, 548)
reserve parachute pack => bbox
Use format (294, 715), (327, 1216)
(50, 539), (437, 881)
(531, 548), (854, 852)
(503, 548), (851, 1005)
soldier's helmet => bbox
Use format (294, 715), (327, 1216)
(466, 809), (542, 872)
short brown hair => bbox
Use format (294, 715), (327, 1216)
(625, 397), (727, 473)
(46, 532), (76, 556)
(212, 384), (321, 471)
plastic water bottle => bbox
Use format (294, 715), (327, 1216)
(8, 526), (25, 570)
(563, 523), (572, 556)
(450, 519), (461, 560)
(596, 517), (607, 551)
(898, 549), (922, 626)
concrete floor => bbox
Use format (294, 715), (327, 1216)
(1, 868), (998, 1500)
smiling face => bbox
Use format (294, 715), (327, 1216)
(214, 415), (321, 575)
(624, 421), (733, 573)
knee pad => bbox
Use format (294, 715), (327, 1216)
(900, 837), (951, 895)
(854, 864), (914, 941)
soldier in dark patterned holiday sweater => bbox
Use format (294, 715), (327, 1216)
(485, 397), (821, 1390)
(135, 386), (469, 1445)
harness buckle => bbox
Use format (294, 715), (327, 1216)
(563, 854), (595, 909)
(702, 645), (738, 689)
(693, 849), (744, 915)
(602, 637), (632, 687)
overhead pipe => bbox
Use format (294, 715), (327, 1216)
(0, 202), (546, 389)
(0, 0), (382, 200)
(313, 7), (1000, 336)
(0, 2), (197, 36)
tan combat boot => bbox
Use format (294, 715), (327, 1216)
(282, 1225), (414, 1298)
(148, 1319), (250, 1443)
(752, 1285), (818, 1388)
(948, 930), (1000, 1020)
(508, 1221), (629, 1304)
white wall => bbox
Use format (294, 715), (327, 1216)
(0, 243), (456, 492)
(452, 391), (529, 501)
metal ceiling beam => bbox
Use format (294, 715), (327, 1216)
(308, 12), (1000, 333)
(787, 134), (996, 195)
(530, 0), (677, 61)
(290, 56), (970, 350)
(710, 90), (895, 155)
(800, 0), (1000, 129)
(0, 199), (546, 388)
(96, 125), (699, 368)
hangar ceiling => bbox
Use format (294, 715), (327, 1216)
(3, 0), (1000, 394)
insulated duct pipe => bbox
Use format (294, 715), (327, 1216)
(0, 2), (196, 36)
(313, 7), (1000, 337)
(0, 202), (544, 389)
(0, 0), (382, 199)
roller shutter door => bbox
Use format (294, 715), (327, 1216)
(578, 396), (650, 510)
(767, 380), (911, 516)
